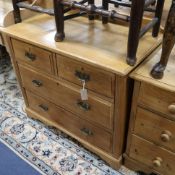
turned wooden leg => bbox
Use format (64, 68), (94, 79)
(152, 0), (165, 37)
(54, 0), (65, 42)
(151, 0), (175, 79)
(12, 0), (22, 23)
(102, 0), (109, 24)
(88, 0), (95, 20)
(127, 0), (145, 66)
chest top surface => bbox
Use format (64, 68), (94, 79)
(2, 14), (162, 75)
(131, 46), (175, 92)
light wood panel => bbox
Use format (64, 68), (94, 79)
(134, 107), (175, 152)
(12, 39), (53, 74)
(26, 90), (112, 152)
(1, 14), (162, 75)
(57, 54), (115, 98)
(19, 64), (114, 130)
(129, 135), (175, 175)
(138, 82), (175, 120)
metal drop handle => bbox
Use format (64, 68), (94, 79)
(25, 51), (36, 61)
(77, 101), (90, 111)
(39, 104), (48, 111)
(80, 128), (93, 136)
(32, 80), (43, 87)
(75, 70), (90, 82)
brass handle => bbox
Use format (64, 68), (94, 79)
(32, 80), (43, 87)
(168, 103), (175, 114)
(25, 51), (36, 61)
(160, 130), (172, 142)
(153, 157), (162, 167)
(39, 104), (48, 111)
(77, 101), (90, 111)
(75, 70), (90, 82)
(80, 128), (93, 136)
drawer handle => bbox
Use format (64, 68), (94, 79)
(39, 104), (48, 111)
(32, 80), (43, 87)
(77, 101), (90, 111)
(25, 51), (36, 61)
(168, 103), (175, 114)
(80, 128), (93, 136)
(153, 157), (162, 167)
(160, 130), (172, 142)
(75, 70), (90, 82)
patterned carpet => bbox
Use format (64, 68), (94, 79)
(0, 56), (137, 175)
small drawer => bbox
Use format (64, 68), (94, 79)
(138, 82), (175, 120)
(12, 39), (53, 74)
(129, 135), (175, 175)
(57, 55), (115, 98)
(26, 91), (112, 152)
(134, 107), (175, 152)
(19, 65), (114, 130)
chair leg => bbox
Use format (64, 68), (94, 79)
(102, 0), (109, 24)
(88, 0), (95, 20)
(12, 0), (22, 23)
(152, 0), (165, 37)
(151, 0), (175, 79)
(127, 0), (145, 66)
(54, 0), (65, 42)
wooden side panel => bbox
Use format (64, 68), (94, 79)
(112, 76), (134, 158)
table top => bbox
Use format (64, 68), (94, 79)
(2, 14), (162, 75)
(131, 46), (175, 92)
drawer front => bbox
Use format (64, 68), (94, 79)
(130, 135), (175, 175)
(19, 65), (114, 129)
(138, 83), (175, 120)
(26, 91), (112, 152)
(134, 107), (175, 152)
(57, 55), (115, 98)
(12, 39), (53, 74)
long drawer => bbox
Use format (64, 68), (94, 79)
(26, 90), (112, 152)
(134, 107), (175, 152)
(129, 135), (175, 175)
(57, 55), (115, 98)
(12, 39), (53, 74)
(19, 65), (114, 130)
(138, 83), (175, 120)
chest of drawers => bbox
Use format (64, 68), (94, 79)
(124, 47), (175, 175)
(2, 14), (162, 169)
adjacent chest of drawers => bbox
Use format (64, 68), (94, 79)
(124, 47), (175, 175)
(3, 14), (162, 169)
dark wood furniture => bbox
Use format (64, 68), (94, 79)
(151, 0), (175, 79)
(12, 0), (164, 66)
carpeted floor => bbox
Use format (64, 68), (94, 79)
(0, 56), (137, 175)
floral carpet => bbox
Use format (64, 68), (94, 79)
(0, 57), (137, 175)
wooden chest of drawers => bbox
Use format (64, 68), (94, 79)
(124, 47), (175, 175)
(2, 14), (162, 169)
